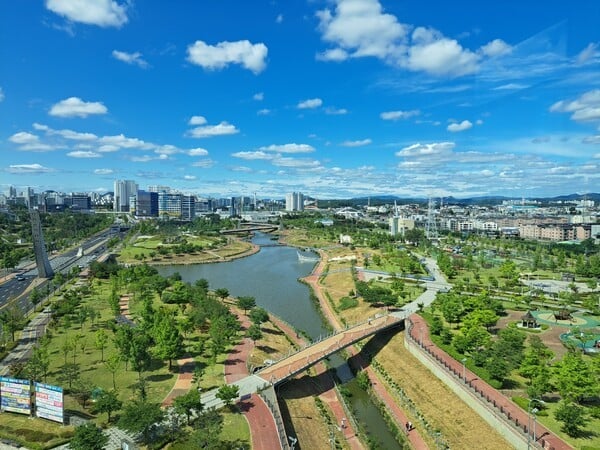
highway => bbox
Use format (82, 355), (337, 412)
(0, 229), (112, 312)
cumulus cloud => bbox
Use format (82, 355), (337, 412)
(396, 142), (455, 157)
(112, 50), (149, 68)
(231, 151), (273, 160)
(34, 123), (97, 140)
(9, 131), (56, 151)
(258, 143), (315, 153)
(94, 168), (113, 175)
(99, 134), (152, 149)
(188, 148), (209, 156)
(186, 40), (268, 74)
(479, 39), (512, 57)
(272, 157), (322, 168)
(257, 108), (271, 116)
(297, 98), (323, 109)
(46, 0), (128, 28)
(341, 138), (372, 147)
(49, 97), (108, 118)
(67, 150), (101, 158)
(316, 0), (510, 78)
(447, 120), (473, 132)
(408, 28), (479, 76)
(550, 89), (600, 122)
(253, 92), (264, 101)
(188, 115), (207, 125)
(183, 175), (196, 180)
(7, 163), (53, 174)
(191, 159), (215, 168)
(380, 109), (420, 120)
(188, 121), (239, 138)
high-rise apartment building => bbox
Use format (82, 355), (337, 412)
(113, 179), (138, 212)
(285, 192), (304, 211)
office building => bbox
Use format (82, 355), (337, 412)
(113, 180), (138, 212)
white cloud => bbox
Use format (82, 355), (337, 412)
(583, 135), (600, 144)
(112, 50), (149, 68)
(476, 119), (484, 125)
(46, 0), (128, 28)
(325, 107), (348, 115)
(183, 175), (197, 180)
(479, 39), (512, 57)
(316, 0), (408, 61)
(67, 150), (101, 158)
(276, 14), (283, 24)
(550, 89), (600, 122)
(380, 109), (420, 120)
(7, 163), (53, 174)
(447, 120), (473, 132)
(576, 42), (599, 65)
(9, 131), (56, 151)
(231, 151), (273, 160)
(191, 159), (215, 168)
(99, 134), (152, 149)
(188, 121), (239, 138)
(408, 28), (479, 76)
(0, 87), (4, 102)
(396, 142), (455, 157)
(297, 98), (323, 109)
(186, 40), (268, 74)
(34, 123), (97, 140)
(492, 83), (529, 90)
(259, 143), (315, 153)
(94, 168), (113, 175)
(98, 144), (119, 153)
(341, 138), (372, 147)
(272, 157), (322, 168)
(253, 92), (264, 101)
(188, 115), (207, 125)
(49, 97), (108, 118)
(257, 108), (271, 116)
(188, 148), (209, 156)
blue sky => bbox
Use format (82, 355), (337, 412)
(1, 0), (599, 199)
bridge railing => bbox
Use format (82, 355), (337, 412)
(259, 388), (289, 450)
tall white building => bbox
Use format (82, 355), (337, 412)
(113, 180), (138, 212)
(285, 192), (304, 211)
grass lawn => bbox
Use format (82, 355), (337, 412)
(0, 414), (75, 450)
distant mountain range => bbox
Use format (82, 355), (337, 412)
(335, 193), (600, 207)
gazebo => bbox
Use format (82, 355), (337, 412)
(521, 311), (539, 329)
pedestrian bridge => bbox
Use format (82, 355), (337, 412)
(256, 311), (405, 385)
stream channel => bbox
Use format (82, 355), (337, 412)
(156, 232), (403, 449)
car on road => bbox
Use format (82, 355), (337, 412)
(16, 275), (26, 281)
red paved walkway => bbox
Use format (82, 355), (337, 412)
(226, 309), (282, 450)
(408, 314), (573, 450)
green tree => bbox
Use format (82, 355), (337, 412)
(94, 390), (122, 423)
(555, 401), (587, 437)
(29, 286), (43, 306)
(0, 306), (25, 342)
(216, 384), (240, 408)
(237, 296), (256, 314)
(118, 399), (165, 445)
(95, 329), (108, 362)
(249, 307), (269, 326)
(173, 388), (204, 425)
(154, 312), (184, 370)
(69, 422), (108, 450)
(214, 287), (230, 302)
(246, 324), (263, 343)
(58, 363), (80, 390)
(104, 353), (121, 390)
(189, 408), (224, 449)
(555, 352), (600, 402)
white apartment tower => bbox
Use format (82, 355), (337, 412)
(113, 179), (138, 212)
(286, 192), (304, 211)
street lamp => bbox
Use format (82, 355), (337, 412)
(288, 436), (297, 450)
(532, 408), (538, 447)
(527, 398), (544, 450)
(461, 358), (467, 383)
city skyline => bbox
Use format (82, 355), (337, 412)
(2, 1), (600, 199)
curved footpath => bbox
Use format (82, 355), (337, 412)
(302, 250), (429, 450)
